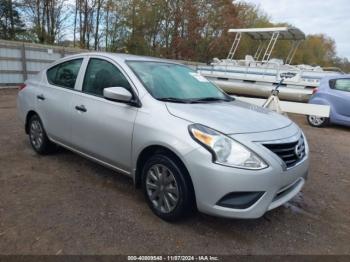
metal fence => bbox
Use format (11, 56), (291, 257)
(0, 40), (87, 86)
(0, 39), (205, 87)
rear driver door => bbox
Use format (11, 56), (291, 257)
(36, 58), (83, 145)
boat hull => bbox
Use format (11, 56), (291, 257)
(208, 77), (313, 102)
(198, 64), (340, 102)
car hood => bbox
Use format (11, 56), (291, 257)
(166, 100), (292, 134)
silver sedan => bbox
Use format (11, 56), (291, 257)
(17, 53), (309, 221)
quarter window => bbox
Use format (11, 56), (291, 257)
(83, 58), (132, 96)
(333, 79), (350, 93)
(47, 59), (83, 89)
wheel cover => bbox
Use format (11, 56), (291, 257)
(146, 164), (179, 213)
(309, 115), (325, 126)
(30, 119), (43, 149)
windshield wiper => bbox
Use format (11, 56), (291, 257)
(157, 97), (192, 103)
(158, 96), (234, 104)
(189, 97), (234, 103)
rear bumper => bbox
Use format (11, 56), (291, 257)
(16, 92), (26, 125)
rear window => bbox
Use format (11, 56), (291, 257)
(47, 59), (83, 89)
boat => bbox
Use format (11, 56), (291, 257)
(197, 27), (343, 102)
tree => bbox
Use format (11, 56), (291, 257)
(0, 0), (25, 40)
(333, 57), (350, 73)
(198, 0), (241, 62)
(5, 0), (347, 71)
(93, 0), (103, 50)
(19, 0), (69, 44)
(294, 34), (337, 67)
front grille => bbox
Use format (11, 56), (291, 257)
(263, 136), (305, 168)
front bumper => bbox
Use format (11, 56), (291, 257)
(184, 127), (309, 219)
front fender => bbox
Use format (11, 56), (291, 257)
(130, 101), (202, 181)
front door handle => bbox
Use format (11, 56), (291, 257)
(37, 94), (45, 100)
(75, 105), (87, 112)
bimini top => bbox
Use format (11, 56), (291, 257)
(228, 27), (305, 41)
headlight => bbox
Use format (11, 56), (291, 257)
(189, 124), (268, 170)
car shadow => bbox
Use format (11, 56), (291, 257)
(327, 124), (350, 131)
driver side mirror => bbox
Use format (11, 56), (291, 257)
(103, 87), (132, 103)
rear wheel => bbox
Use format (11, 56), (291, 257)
(307, 115), (329, 127)
(28, 114), (56, 154)
(142, 154), (194, 222)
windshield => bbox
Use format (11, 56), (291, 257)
(127, 61), (231, 102)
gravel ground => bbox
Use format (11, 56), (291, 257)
(0, 88), (349, 255)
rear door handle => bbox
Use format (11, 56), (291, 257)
(37, 94), (45, 100)
(75, 105), (87, 112)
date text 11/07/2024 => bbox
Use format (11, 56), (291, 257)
(127, 255), (220, 261)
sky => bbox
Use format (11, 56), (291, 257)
(241, 0), (350, 60)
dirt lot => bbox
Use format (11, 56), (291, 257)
(0, 88), (349, 255)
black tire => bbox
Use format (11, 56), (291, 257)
(28, 114), (56, 154)
(141, 153), (195, 222)
(307, 115), (329, 128)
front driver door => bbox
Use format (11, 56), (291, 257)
(70, 57), (138, 174)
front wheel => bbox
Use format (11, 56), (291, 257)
(142, 154), (195, 222)
(307, 115), (329, 128)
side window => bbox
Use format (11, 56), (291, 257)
(334, 79), (350, 93)
(82, 58), (132, 96)
(46, 59), (83, 89)
(47, 65), (58, 84)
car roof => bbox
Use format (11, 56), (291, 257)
(321, 74), (350, 81)
(320, 74), (350, 88)
(64, 52), (180, 64)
